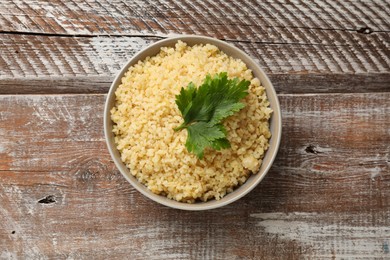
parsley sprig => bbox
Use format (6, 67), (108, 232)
(174, 72), (250, 159)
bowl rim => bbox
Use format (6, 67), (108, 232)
(104, 35), (282, 210)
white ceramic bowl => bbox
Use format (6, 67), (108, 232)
(104, 35), (282, 210)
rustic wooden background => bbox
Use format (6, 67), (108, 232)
(1, 0), (389, 259)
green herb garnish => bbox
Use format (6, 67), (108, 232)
(174, 72), (250, 159)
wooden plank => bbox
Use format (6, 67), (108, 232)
(0, 93), (389, 258)
(1, 34), (389, 94)
(2, 73), (390, 95)
(1, 0), (389, 36)
(250, 212), (390, 258)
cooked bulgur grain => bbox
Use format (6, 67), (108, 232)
(111, 41), (272, 203)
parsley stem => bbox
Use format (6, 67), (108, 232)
(174, 123), (187, 132)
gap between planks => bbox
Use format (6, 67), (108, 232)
(2, 92), (390, 97)
(1, 30), (383, 47)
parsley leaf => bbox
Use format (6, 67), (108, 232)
(185, 122), (229, 159)
(174, 72), (250, 159)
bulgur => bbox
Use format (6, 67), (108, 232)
(111, 41), (272, 203)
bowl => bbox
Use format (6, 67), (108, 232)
(104, 35), (281, 210)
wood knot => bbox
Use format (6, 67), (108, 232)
(73, 158), (124, 191)
(305, 145), (322, 154)
(74, 159), (108, 182)
(38, 195), (56, 204)
(357, 27), (372, 34)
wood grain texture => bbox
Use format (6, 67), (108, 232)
(1, 0), (389, 94)
(1, 0), (389, 258)
(2, 73), (390, 95)
(0, 93), (389, 258)
(1, 0), (389, 36)
(1, 34), (389, 94)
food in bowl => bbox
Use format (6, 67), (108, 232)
(110, 40), (272, 203)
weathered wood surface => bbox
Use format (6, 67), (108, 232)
(1, 0), (389, 94)
(0, 34), (389, 94)
(0, 93), (389, 258)
(1, 0), (390, 258)
(1, 0), (389, 35)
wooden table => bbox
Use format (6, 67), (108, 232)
(1, 0), (389, 259)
